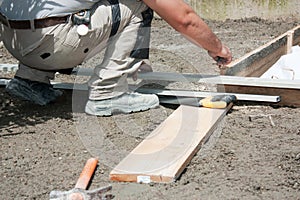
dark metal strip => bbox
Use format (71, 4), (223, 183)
(107, 0), (121, 37)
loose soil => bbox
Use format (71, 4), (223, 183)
(1, 16), (300, 200)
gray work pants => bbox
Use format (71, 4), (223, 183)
(0, 0), (153, 100)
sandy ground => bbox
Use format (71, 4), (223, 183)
(1, 16), (300, 200)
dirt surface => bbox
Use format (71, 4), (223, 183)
(1, 16), (300, 200)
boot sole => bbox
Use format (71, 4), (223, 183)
(85, 101), (159, 116)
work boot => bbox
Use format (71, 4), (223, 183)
(85, 92), (159, 116)
(6, 76), (63, 105)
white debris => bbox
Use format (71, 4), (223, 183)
(261, 46), (300, 80)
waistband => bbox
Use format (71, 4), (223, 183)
(0, 12), (70, 30)
(0, 1), (121, 32)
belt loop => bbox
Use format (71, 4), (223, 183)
(30, 20), (36, 32)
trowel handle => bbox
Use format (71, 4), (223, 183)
(75, 157), (98, 189)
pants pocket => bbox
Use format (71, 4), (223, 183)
(20, 34), (54, 57)
(21, 25), (98, 70)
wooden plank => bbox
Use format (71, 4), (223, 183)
(136, 88), (281, 102)
(221, 33), (287, 77)
(109, 105), (231, 183)
(221, 25), (300, 77)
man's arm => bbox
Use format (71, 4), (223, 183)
(143, 0), (232, 65)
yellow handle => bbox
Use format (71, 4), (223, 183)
(200, 99), (227, 109)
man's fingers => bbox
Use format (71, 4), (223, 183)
(208, 44), (232, 66)
(216, 56), (232, 66)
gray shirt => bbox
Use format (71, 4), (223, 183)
(0, 0), (99, 20)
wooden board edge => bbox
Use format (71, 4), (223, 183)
(221, 25), (300, 77)
(172, 104), (232, 181)
(109, 173), (175, 183)
(221, 34), (287, 76)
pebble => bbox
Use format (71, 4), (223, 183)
(295, 153), (300, 161)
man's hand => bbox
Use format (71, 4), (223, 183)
(208, 44), (232, 66)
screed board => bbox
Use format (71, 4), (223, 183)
(109, 105), (231, 183)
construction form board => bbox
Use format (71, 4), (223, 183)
(110, 105), (231, 183)
(218, 25), (300, 107)
(221, 25), (300, 77)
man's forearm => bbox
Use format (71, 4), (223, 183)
(177, 11), (223, 55)
(143, 0), (232, 65)
(143, 0), (222, 53)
